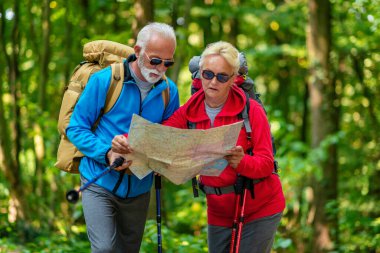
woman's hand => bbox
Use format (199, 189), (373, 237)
(225, 146), (245, 169)
(112, 134), (133, 154)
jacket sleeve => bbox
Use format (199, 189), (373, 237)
(162, 105), (188, 129)
(66, 69), (112, 165)
(235, 100), (274, 179)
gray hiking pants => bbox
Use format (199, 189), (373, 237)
(208, 212), (282, 253)
(81, 180), (150, 253)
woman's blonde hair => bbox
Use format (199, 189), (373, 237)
(199, 41), (240, 74)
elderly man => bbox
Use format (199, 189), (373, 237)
(66, 22), (179, 253)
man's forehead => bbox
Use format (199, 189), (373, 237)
(146, 34), (174, 47)
(145, 36), (175, 58)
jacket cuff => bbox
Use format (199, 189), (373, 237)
(105, 147), (111, 165)
(235, 154), (248, 175)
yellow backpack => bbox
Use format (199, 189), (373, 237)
(55, 40), (169, 173)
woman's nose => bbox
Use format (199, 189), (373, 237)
(209, 76), (219, 85)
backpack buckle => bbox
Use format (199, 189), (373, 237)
(273, 160), (279, 174)
(214, 187), (222, 196)
(114, 75), (121, 81)
(192, 177), (199, 197)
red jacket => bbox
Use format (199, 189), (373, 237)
(163, 85), (285, 227)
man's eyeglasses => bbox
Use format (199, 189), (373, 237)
(201, 70), (234, 83)
(144, 52), (175, 68)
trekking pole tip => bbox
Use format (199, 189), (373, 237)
(66, 190), (79, 204)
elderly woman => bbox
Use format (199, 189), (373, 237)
(112, 41), (285, 253)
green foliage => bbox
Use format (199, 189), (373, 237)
(0, 224), (90, 253)
(141, 180), (208, 252)
(0, 0), (379, 252)
(141, 220), (208, 253)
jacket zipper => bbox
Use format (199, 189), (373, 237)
(125, 86), (142, 198)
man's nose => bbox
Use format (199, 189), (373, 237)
(156, 63), (168, 73)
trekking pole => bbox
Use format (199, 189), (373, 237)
(155, 175), (163, 253)
(234, 178), (249, 253)
(230, 175), (245, 253)
(66, 157), (125, 204)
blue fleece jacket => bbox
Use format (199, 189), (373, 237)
(66, 58), (180, 198)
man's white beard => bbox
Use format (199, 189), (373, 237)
(137, 54), (164, 83)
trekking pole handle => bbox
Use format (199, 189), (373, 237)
(235, 175), (245, 195)
(155, 175), (161, 189)
(109, 156), (126, 169)
(79, 156), (125, 191)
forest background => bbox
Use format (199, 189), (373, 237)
(0, 0), (379, 252)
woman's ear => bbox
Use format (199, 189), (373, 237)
(229, 75), (237, 87)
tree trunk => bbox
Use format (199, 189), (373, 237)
(351, 54), (379, 131)
(63, 0), (73, 87)
(301, 79), (309, 143)
(307, 0), (338, 252)
(351, 54), (380, 204)
(169, 0), (193, 84)
(39, 0), (51, 109)
(0, 3), (13, 176)
(33, 0), (51, 198)
(132, 0), (154, 38)
(112, 1), (121, 31)
(0, 0), (28, 222)
(27, 0), (39, 62)
(131, 0), (156, 219)
(227, 0), (239, 46)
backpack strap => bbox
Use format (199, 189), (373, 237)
(161, 75), (170, 110)
(91, 63), (124, 131)
(66, 62), (101, 96)
(240, 92), (253, 155)
(93, 64), (170, 131)
(242, 92), (279, 174)
(105, 62), (124, 113)
(74, 61), (100, 85)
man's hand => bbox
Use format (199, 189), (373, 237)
(107, 149), (133, 173)
(224, 146), (245, 169)
(112, 135), (133, 154)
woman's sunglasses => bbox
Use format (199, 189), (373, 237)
(145, 52), (175, 68)
(201, 70), (234, 83)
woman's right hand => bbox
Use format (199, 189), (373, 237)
(225, 146), (245, 169)
(112, 134), (133, 154)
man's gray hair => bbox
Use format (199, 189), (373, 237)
(136, 22), (176, 50)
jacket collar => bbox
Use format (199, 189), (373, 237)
(123, 54), (136, 82)
(185, 85), (246, 123)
